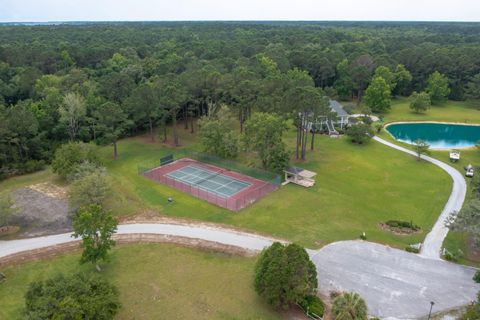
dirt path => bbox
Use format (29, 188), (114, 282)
(373, 136), (467, 259)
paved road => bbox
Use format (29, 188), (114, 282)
(311, 241), (479, 319)
(373, 136), (467, 259)
(1, 223), (478, 319)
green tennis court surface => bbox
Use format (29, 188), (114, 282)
(166, 165), (252, 198)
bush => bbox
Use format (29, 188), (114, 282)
(24, 273), (121, 319)
(385, 220), (420, 231)
(346, 123), (374, 144)
(52, 142), (101, 179)
(474, 270), (480, 283)
(405, 246), (420, 253)
(443, 248), (463, 262)
(299, 295), (325, 318)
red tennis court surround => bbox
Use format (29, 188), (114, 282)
(142, 158), (278, 211)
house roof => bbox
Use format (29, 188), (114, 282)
(330, 100), (349, 118)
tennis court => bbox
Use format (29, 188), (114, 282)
(166, 165), (251, 198)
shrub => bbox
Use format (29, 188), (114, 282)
(385, 220), (420, 231)
(299, 295), (325, 318)
(443, 248), (463, 262)
(360, 232), (367, 240)
(52, 142), (101, 179)
(405, 246), (420, 253)
(474, 270), (480, 283)
(346, 123), (374, 144)
(24, 273), (120, 319)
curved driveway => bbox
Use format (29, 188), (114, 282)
(373, 136), (467, 259)
(1, 223), (478, 319)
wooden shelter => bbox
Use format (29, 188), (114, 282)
(283, 167), (317, 187)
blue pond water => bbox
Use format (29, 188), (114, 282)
(386, 122), (480, 149)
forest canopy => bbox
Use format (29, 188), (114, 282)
(1, 21), (479, 176)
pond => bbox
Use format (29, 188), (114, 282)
(386, 122), (480, 149)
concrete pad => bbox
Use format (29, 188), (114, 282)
(310, 241), (479, 319)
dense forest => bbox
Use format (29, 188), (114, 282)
(1, 21), (480, 177)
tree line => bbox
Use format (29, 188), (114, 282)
(1, 22), (480, 177)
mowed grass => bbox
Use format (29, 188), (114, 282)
(0, 244), (280, 320)
(376, 99), (480, 265)
(94, 124), (451, 249)
(381, 98), (480, 124)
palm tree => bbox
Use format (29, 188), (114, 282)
(332, 292), (368, 320)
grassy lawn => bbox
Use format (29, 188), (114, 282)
(0, 123), (451, 250)
(381, 98), (480, 124)
(0, 243), (280, 320)
(376, 99), (480, 265)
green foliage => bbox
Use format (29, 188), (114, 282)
(386, 220), (420, 230)
(93, 101), (131, 160)
(448, 199), (480, 249)
(198, 106), (239, 158)
(243, 112), (289, 170)
(346, 123), (374, 144)
(72, 204), (118, 270)
(473, 270), (480, 283)
(465, 74), (480, 100)
(331, 292), (368, 320)
(413, 140), (430, 160)
(426, 71), (450, 105)
(0, 194), (15, 227)
(460, 301), (480, 320)
(335, 59), (353, 100)
(59, 92), (87, 141)
(299, 295), (325, 318)
(52, 142), (101, 179)
(374, 66), (396, 91)
(69, 170), (111, 208)
(409, 91), (431, 113)
(364, 76), (391, 113)
(405, 246), (420, 253)
(24, 273), (120, 319)
(254, 242), (317, 310)
(393, 64), (412, 96)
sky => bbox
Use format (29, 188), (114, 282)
(1, 0), (479, 22)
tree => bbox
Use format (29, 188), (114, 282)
(346, 123), (374, 144)
(94, 102), (131, 160)
(254, 242), (317, 310)
(334, 59), (353, 100)
(331, 292), (368, 320)
(59, 92), (86, 141)
(158, 79), (187, 146)
(465, 74), (480, 100)
(243, 113), (289, 171)
(409, 91), (431, 113)
(198, 106), (239, 158)
(0, 194), (15, 228)
(374, 66), (396, 91)
(52, 142), (101, 179)
(69, 169), (110, 208)
(126, 83), (163, 142)
(426, 71), (450, 105)
(72, 204), (117, 271)
(364, 76), (391, 113)
(448, 199), (480, 249)
(393, 64), (412, 96)
(413, 140), (430, 160)
(24, 273), (121, 319)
